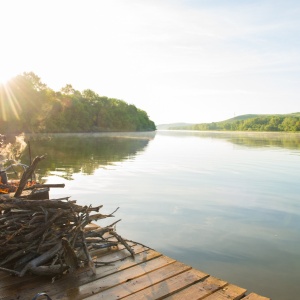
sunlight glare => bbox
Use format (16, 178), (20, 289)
(0, 68), (14, 85)
(0, 81), (21, 121)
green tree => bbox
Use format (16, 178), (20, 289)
(0, 72), (156, 134)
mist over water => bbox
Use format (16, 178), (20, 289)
(24, 131), (300, 300)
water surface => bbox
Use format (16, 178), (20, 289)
(24, 131), (300, 300)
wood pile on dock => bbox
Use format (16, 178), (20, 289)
(0, 156), (133, 280)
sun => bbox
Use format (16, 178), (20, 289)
(0, 63), (19, 85)
(0, 72), (14, 85)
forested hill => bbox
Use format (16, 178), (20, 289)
(170, 113), (300, 132)
(0, 72), (156, 134)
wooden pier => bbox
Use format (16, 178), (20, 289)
(0, 238), (270, 300)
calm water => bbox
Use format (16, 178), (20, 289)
(24, 131), (300, 300)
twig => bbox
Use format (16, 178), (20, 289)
(109, 231), (135, 258)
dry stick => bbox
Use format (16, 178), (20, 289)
(24, 209), (65, 242)
(1, 224), (27, 245)
(69, 208), (82, 248)
(74, 208), (97, 274)
(86, 227), (111, 240)
(1, 237), (39, 267)
(94, 261), (116, 266)
(107, 218), (122, 228)
(80, 226), (96, 275)
(0, 212), (32, 221)
(0, 266), (21, 276)
(14, 155), (46, 197)
(85, 237), (109, 243)
(124, 239), (150, 249)
(0, 248), (29, 267)
(37, 226), (51, 253)
(19, 241), (62, 277)
(0, 199), (85, 212)
(61, 237), (79, 273)
(50, 197), (72, 201)
(30, 264), (69, 276)
(77, 206), (119, 231)
(109, 231), (135, 258)
(87, 212), (114, 222)
(89, 242), (118, 249)
(85, 219), (122, 242)
(26, 183), (66, 189)
(14, 252), (38, 270)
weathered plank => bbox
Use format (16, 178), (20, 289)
(84, 261), (197, 300)
(51, 255), (178, 300)
(162, 276), (227, 300)
(124, 273), (221, 300)
(242, 293), (270, 300)
(203, 283), (247, 300)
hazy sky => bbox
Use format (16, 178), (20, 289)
(1, 0), (299, 124)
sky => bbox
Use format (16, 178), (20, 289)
(0, 0), (299, 125)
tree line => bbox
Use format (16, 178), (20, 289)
(0, 72), (156, 134)
(171, 114), (300, 132)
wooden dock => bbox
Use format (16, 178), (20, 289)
(0, 239), (270, 300)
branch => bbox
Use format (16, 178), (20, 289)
(14, 155), (46, 197)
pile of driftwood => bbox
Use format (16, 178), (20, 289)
(0, 197), (133, 278)
(0, 156), (134, 278)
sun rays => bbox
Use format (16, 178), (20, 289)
(0, 82), (22, 121)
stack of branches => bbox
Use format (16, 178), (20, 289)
(0, 196), (134, 278)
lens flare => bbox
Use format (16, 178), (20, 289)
(0, 82), (22, 121)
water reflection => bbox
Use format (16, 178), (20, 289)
(158, 130), (300, 150)
(21, 132), (155, 179)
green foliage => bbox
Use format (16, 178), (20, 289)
(0, 72), (156, 134)
(172, 114), (300, 132)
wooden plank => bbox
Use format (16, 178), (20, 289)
(0, 273), (50, 295)
(0, 244), (152, 300)
(87, 262), (208, 300)
(83, 261), (196, 300)
(51, 255), (178, 300)
(203, 283), (247, 300)
(0, 264), (64, 289)
(242, 293), (270, 300)
(162, 276), (227, 300)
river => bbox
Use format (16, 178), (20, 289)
(23, 130), (300, 300)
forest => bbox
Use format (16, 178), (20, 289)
(171, 113), (300, 132)
(0, 72), (156, 134)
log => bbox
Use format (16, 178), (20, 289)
(30, 264), (69, 276)
(0, 198), (95, 212)
(26, 183), (66, 189)
(19, 242), (63, 277)
(14, 155), (46, 197)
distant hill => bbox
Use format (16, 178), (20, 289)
(222, 114), (261, 123)
(220, 113), (300, 123)
(168, 113), (300, 132)
(157, 123), (195, 130)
